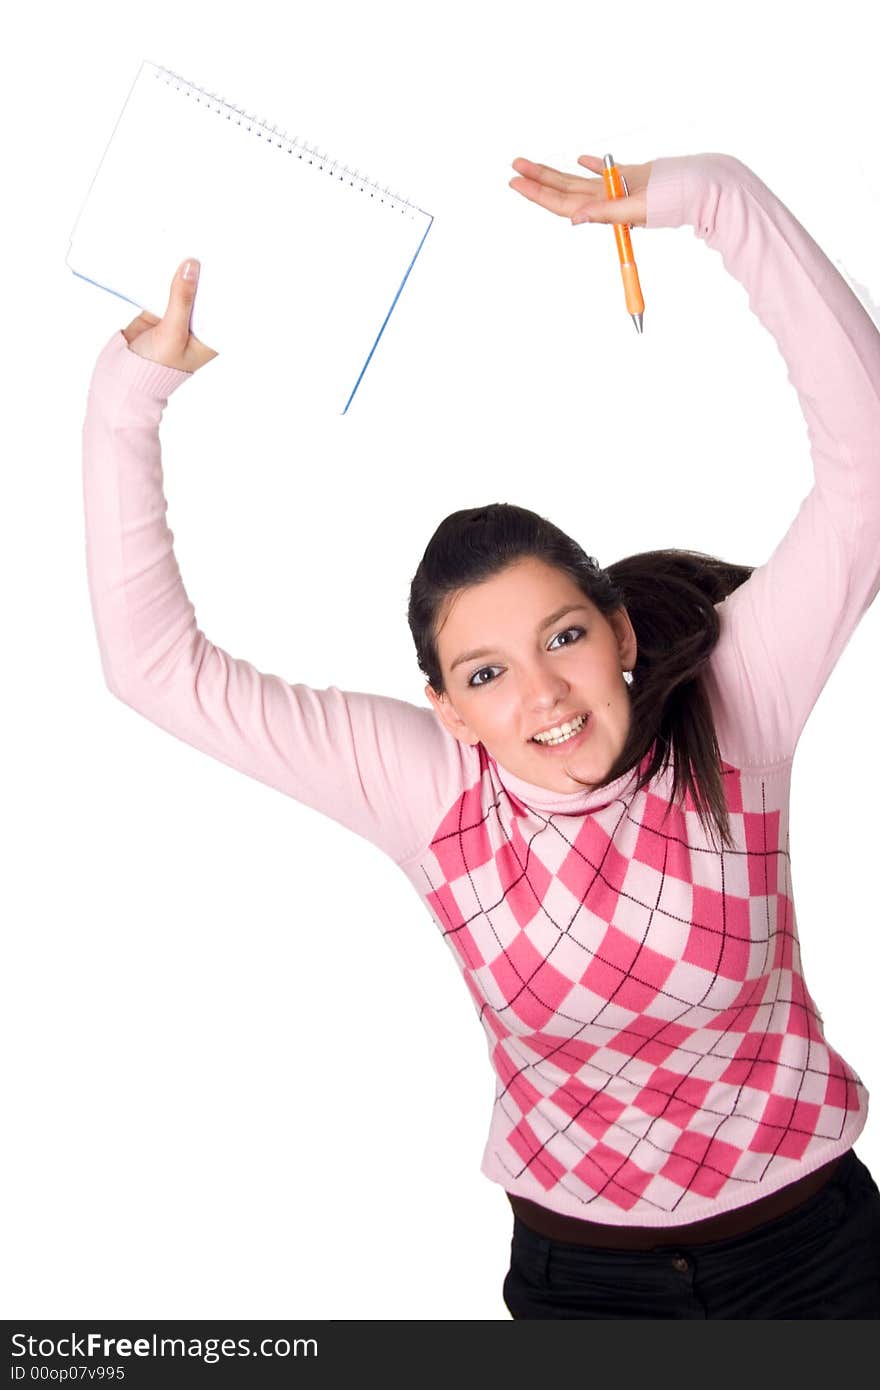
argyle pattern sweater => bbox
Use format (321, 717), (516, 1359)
(82, 154), (880, 1227)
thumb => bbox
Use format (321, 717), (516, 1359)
(571, 197), (639, 226)
(166, 258), (200, 332)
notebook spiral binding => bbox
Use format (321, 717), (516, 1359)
(152, 63), (419, 219)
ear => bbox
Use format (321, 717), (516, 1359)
(609, 606), (638, 672)
(424, 683), (481, 747)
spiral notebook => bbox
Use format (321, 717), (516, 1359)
(67, 60), (433, 413)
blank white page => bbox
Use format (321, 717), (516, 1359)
(67, 60), (433, 413)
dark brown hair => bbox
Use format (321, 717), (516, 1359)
(407, 502), (753, 849)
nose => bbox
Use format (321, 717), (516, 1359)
(524, 662), (571, 714)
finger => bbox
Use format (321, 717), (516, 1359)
(576, 154), (636, 204)
(122, 309), (160, 342)
(576, 154), (606, 172)
(509, 174), (579, 218)
(164, 258), (200, 337)
(571, 194), (640, 225)
(511, 156), (594, 195)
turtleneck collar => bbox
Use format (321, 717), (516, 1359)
(487, 749), (648, 815)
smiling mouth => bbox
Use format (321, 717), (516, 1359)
(530, 712), (590, 749)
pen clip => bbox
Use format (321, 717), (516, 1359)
(619, 170), (633, 230)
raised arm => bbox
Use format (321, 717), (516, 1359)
(646, 153), (880, 762)
(512, 151), (880, 763)
(81, 265), (468, 867)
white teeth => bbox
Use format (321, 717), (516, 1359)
(532, 713), (587, 745)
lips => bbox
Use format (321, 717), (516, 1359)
(530, 712), (592, 753)
(529, 711), (589, 740)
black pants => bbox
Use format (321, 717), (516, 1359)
(502, 1147), (880, 1318)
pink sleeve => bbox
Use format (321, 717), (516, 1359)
(646, 154), (880, 763)
(81, 331), (470, 866)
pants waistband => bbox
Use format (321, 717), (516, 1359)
(506, 1151), (849, 1249)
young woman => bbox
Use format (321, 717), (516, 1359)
(82, 150), (880, 1319)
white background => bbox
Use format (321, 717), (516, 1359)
(3, 0), (879, 1321)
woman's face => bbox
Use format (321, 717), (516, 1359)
(426, 556), (637, 793)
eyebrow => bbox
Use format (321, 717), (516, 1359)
(449, 604), (591, 673)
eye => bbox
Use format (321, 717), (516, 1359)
(468, 665), (502, 688)
(548, 625), (585, 649)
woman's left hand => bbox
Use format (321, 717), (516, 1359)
(509, 153), (652, 227)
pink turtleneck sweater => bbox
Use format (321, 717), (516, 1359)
(82, 154), (880, 1227)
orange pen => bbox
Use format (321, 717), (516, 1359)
(602, 154), (645, 334)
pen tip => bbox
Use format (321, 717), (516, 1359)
(632, 313), (644, 334)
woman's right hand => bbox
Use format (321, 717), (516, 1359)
(122, 259), (218, 373)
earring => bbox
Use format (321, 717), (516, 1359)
(622, 669), (634, 686)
